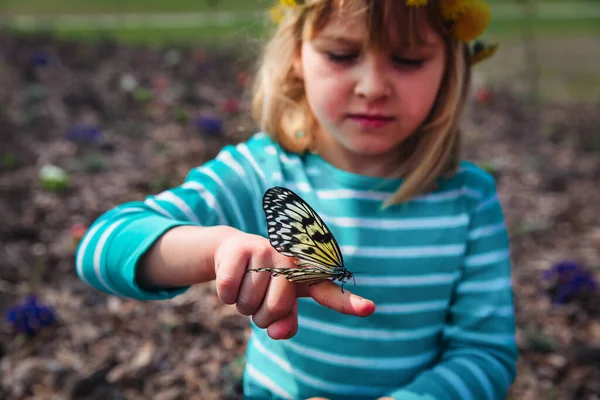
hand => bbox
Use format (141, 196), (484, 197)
(213, 229), (375, 340)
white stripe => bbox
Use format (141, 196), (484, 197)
(306, 167), (321, 175)
(283, 340), (438, 369)
(155, 191), (199, 223)
(237, 142), (266, 185)
(245, 364), (293, 400)
(280, 153), (300, 165)
(321, 213), (469, 229)
(195, 166), (246, 231)
(451, 305), (514, 318)
(416, 187), (482, 202)
(298, 316), (442, 340)
(315, 186), (483, 202)
(414, 188), (463, 202)
(216, 150), (245, 177)
(469, 222), (506, 240)
(436, 365), (473, 400)
(445, 329), (516, 346)
(75, 219), (109, 283)
(251, 336), (389, 396)
(464, 250), (510, 268)
(115, 206), (146, 215)
(375, 300), (448, 314)
(181, 181), (226, 225)
(457, 277), (512, 293)
(317, 188), (389, 201)
(264, 145), (277, 155)
(144, 198), (176, 219)
(92, 219), (129, 295)
(454, 359), (495, 400)
(447, 349), (511, 388)
(475, 195), (498, 213)
(342, 244), (465, 258)
(252, 336), (292, 372)
(357, 273), (459, 287)
(77, 208), (150, 284)
(215, 149), (259, 210)
(285, 182), (312, 193)
(272, 172), (282, 181)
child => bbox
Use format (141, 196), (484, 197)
(76, 0), (517, 399)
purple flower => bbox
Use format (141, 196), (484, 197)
(30, 51), (51, 68)
(193, 116), (223, 137)
(67, 124), (102, 144)
(5, 295), (56, 336)
(543, 261), (597, 304)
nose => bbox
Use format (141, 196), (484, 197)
(354, 53), (392, 101)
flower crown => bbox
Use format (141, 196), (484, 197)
(270, 0), (498, 65)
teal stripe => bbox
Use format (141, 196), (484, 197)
(454, 359), (495, 400)
(435, 365), (474, 400)
(299, 299), (448, 332)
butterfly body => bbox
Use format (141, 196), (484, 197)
(248, 186), (354, 292)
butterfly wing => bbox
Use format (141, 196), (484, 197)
(262, 186), (344, 272)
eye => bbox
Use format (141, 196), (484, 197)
(326, 52), (358, 63)
(392, 57), (424, 68)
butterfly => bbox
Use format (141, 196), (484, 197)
(247, 186), (354, 293)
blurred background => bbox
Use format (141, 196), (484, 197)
(0, 1), (599, 399)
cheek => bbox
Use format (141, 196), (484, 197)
(402, 72), (442, 117)
(305, 73), (347, 122)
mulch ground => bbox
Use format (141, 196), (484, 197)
(0, 33), (599, 400)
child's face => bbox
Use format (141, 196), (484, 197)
(295, 8), (447, 174)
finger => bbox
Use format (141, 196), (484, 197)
(252, 274), (296, 329)
(236, 266), (271, 316)
(297, 281), (375, 317)
(266, 299), (298, 340)
(214, 249), (249, 305)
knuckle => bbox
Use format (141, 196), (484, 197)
(253, 245), (273, 264)
(236, 292), (262, 316)
(266, 300), (290, 320)
(215, 271), (240, 304)
(251, 314), (270, 329)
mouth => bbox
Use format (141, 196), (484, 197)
(347, 114), (396, 128)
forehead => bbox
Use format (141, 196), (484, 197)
(308, 0), (445, 50)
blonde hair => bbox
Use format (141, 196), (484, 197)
(251, 0), (472, 206)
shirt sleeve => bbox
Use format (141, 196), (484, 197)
(75, 140), (268, 301)
(385, 175), (519, 400)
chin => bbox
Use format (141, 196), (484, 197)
(344, 138), (402, 157)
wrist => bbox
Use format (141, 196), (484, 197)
(137, 225), (237, 290)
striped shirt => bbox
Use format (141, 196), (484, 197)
(76, 133), (518, 400)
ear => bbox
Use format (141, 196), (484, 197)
(292, 47), (304, 79)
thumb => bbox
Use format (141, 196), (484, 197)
(297, 281), (375, 317)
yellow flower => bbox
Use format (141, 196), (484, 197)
(471, 42), (498, 65)
(452, 0), (491, 42)
(440, 0), (472, 20)
(269, 5), (285, 23)
(406, 0), (428, 6)
(280, 0), (297, 6)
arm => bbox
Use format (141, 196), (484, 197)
(385, 180), (518, 400)
(75, 142), (264, 300)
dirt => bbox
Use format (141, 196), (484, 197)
(0, 33), (599, 400)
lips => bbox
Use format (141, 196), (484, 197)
(347, 114), (395, 128)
